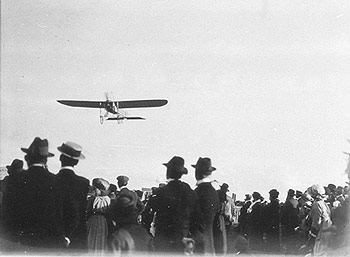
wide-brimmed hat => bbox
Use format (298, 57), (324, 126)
(308, 184), (325, 198)
(57, 141), (85, 160)
(21, 137), (54, 157)
(92, 178), (110, 195)
(163, 156), (188, 175)
(191, 157), (216, 172)
(117, 175), (129, 185)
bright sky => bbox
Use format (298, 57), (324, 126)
(1, 0), (350, 201)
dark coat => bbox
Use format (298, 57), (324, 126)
(194, 182), (220, 254)
(55, 168), (90, 249)
(16, 165), (62, 247)
(263, 199), (280, 233)
(151, 180), (198, 253)
(280, 199), (300, 231)
(1, 172), (23, 237)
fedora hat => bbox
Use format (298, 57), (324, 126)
(6, 159), (23, 170)
(57, 141), (85, 160)
(6, 159), (24, 175)
(221, 183), (229, 192)
(21, 137), (54, 157)
(191, 157), (216, 172)
(163, 156), (188, 175)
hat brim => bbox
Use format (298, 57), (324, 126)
(58, 146), (85, 160)
(191, 165), (216, 171)
(163, 163), (188, 174)
(21, 148), (55, 157)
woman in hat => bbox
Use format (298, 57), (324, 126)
(308, 184), (334, 256)
(109, 194), (153, 254)
(150, 156), (198, 254)
(86, 178), (112, 254)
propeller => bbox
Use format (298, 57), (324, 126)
(104, 92), (110, 101)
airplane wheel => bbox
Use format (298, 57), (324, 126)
(100, 116), (104, 124)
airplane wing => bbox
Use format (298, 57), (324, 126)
(116, 99), (168, 109)
(57, 100), (104, 108)
(57, 99), (168, 109)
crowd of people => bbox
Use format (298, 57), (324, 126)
(0, 136), (349, 256)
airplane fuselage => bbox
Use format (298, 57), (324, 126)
(105, 101), (118, 114)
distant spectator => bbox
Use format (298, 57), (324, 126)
(238, 194), (252, 237)
(280, 189), (300, 254)
(263, 189), (280, 253)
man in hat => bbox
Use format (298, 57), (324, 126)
(116, 175), (144, 215)
(55, 141), (90, 250)
(192, 157), (221, 255)
(1, 159), (24, 239)
(263, 189), (281, 253)
(108, 175), (144, 233)
(16, 137), (63, 248)
(146, 156), (197, 253)
(238, 194), (252, 237)
(280, 189), (300, 254)
(246, 191), (264, 251)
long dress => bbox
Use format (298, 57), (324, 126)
(86, 195), (111, 254)
(310, 198), (334, 256)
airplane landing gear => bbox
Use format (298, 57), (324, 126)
(99, 107), (104, 124)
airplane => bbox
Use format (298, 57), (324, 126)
(57, 92), (168, 124)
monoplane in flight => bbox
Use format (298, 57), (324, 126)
(57, 92), (168, 124)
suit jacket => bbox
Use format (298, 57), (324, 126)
(194, 182), (220, 254)
(55, 168), (90, 249)
(151, 180), (198, 252)
(16, 165), (62, 247)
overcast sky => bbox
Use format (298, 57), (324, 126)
(1, 0), (350, 200)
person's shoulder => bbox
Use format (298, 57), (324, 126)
(75, 174), (90, 185)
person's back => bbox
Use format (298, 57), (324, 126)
(56, 169), (89, 249)
(55, 141), (89, 250)
(109, 194), (153, 254)
(17, 137), (61, 248)
(20, 164), (59, 245)
(153, 180), (197, 252)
